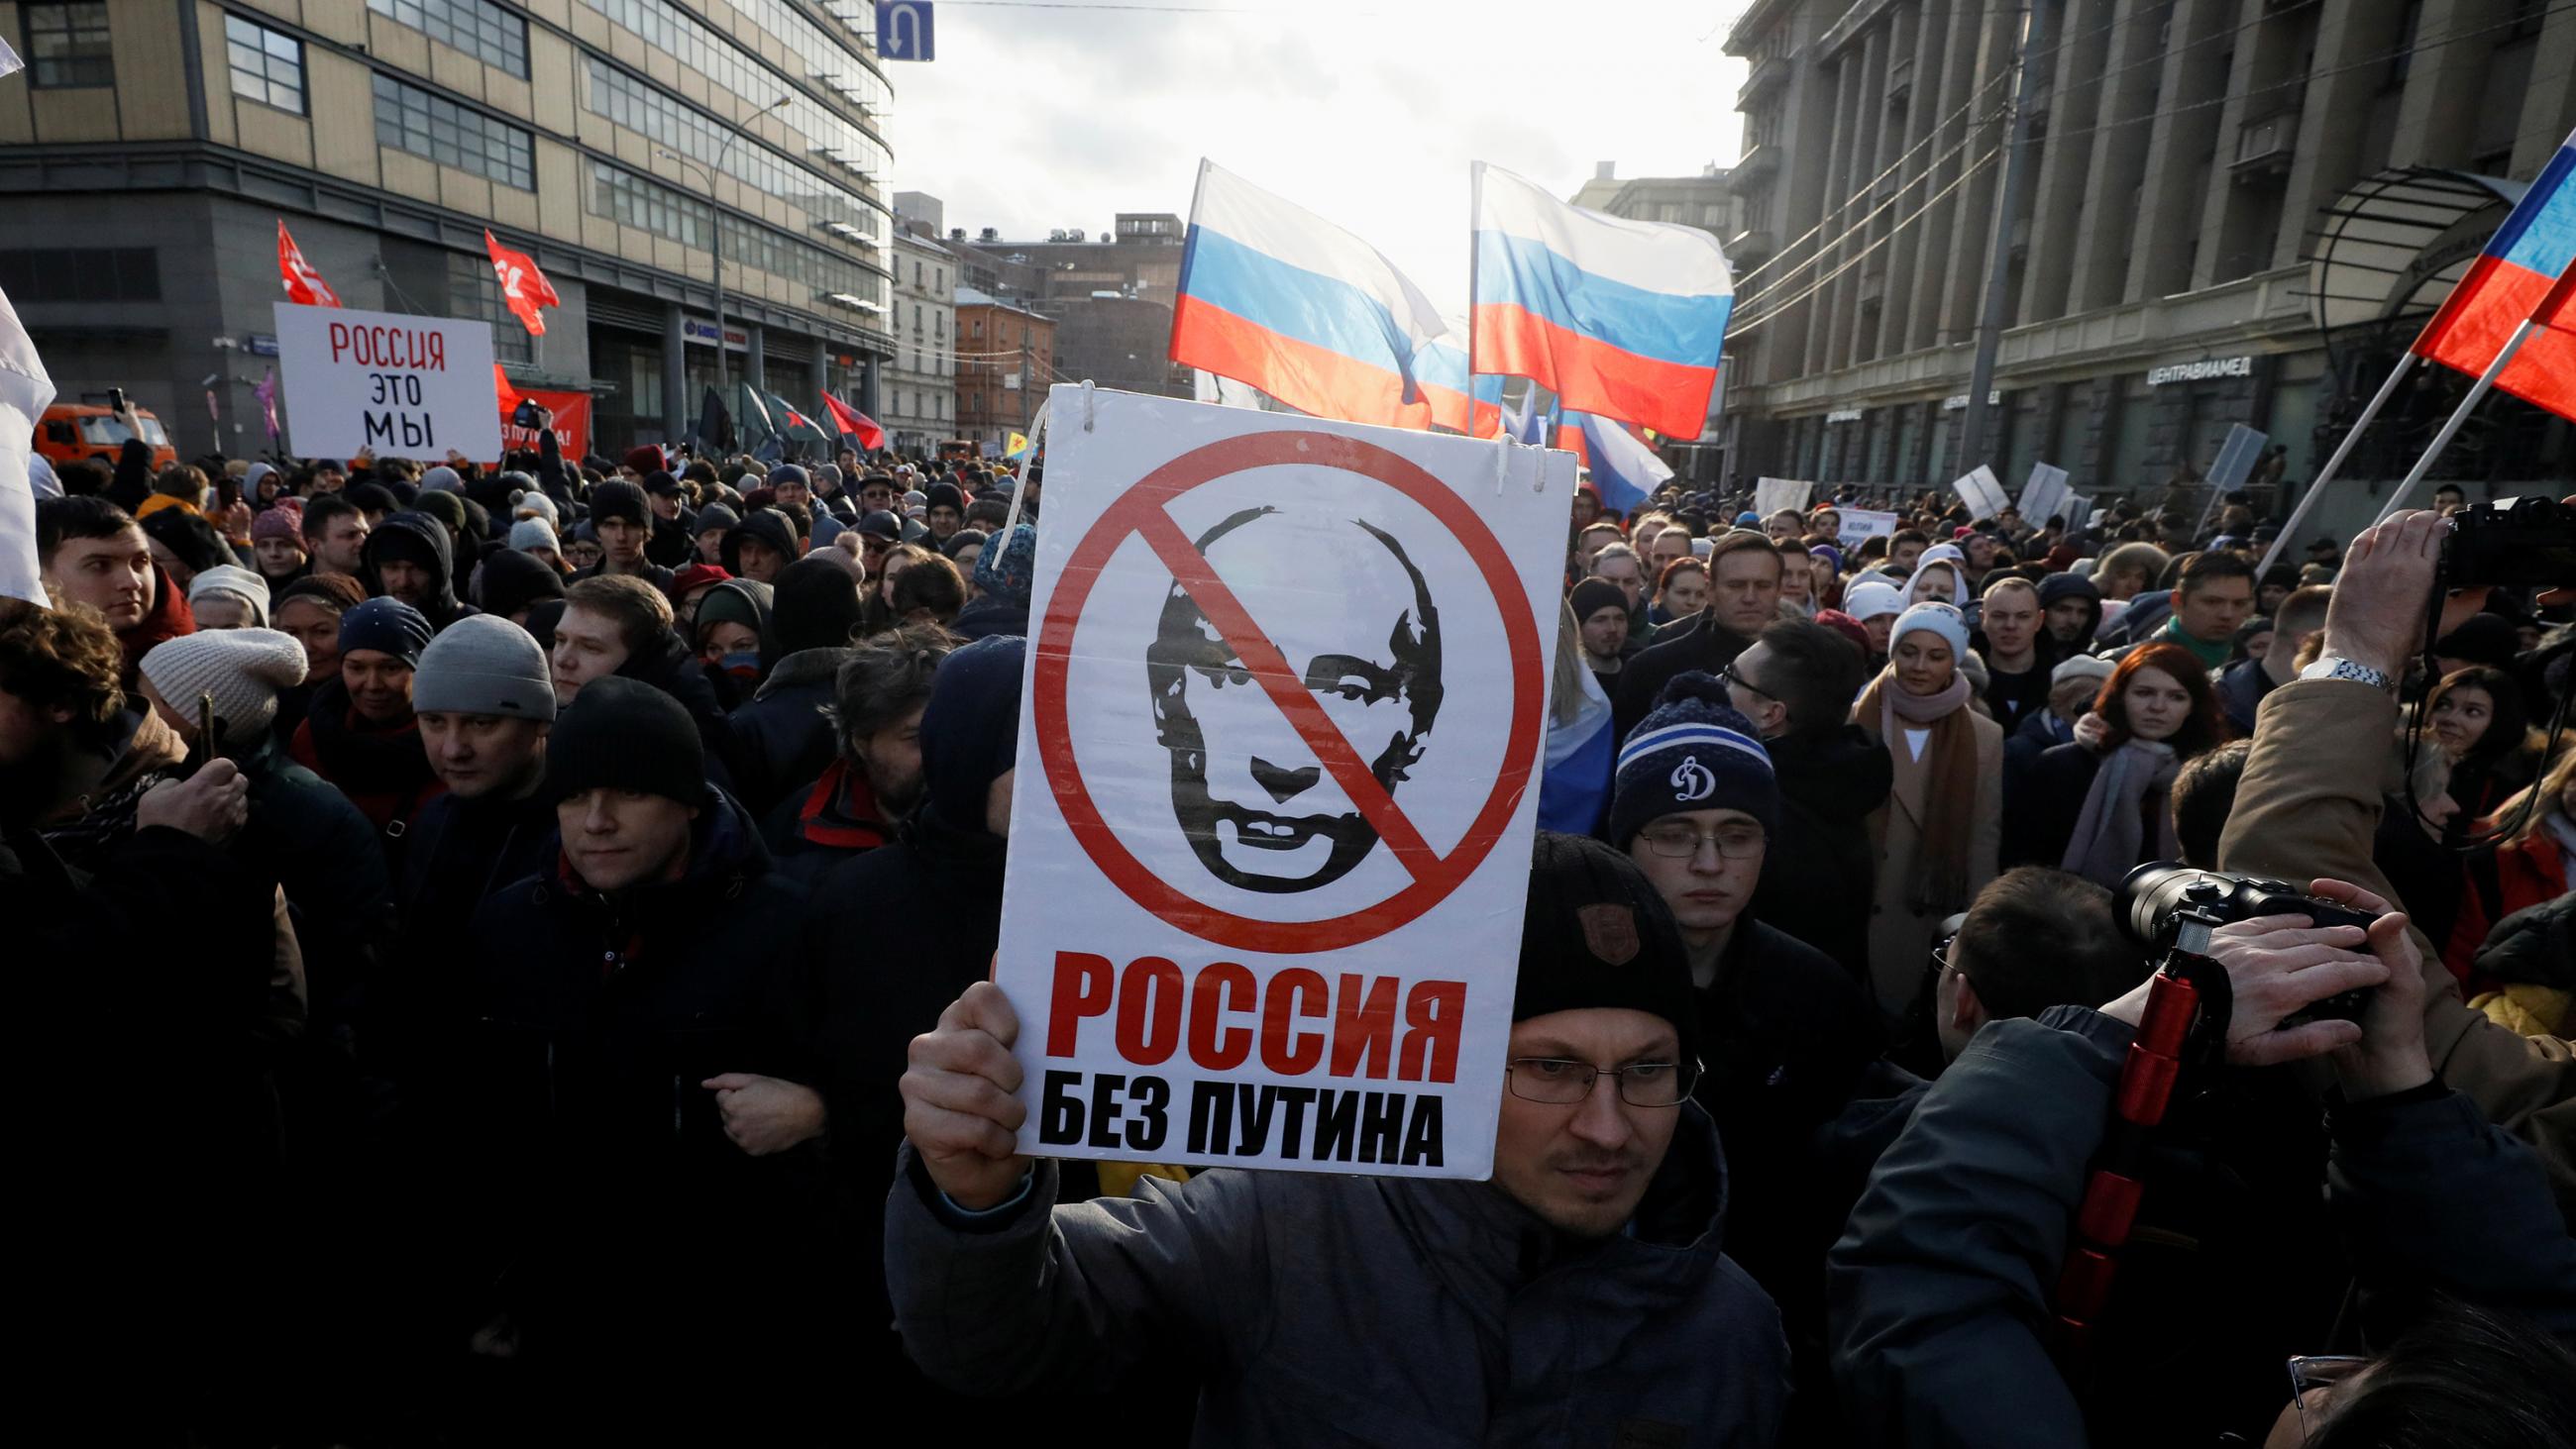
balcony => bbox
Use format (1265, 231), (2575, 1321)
(2233, 110), (2300, 173)
(1733, 144), (1780, 182)
(1728, 229), (1776, 266)
(1885, 53), (1913, 104)
(1739, 51), (1790, 110)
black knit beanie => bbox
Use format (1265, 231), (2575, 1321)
(590, 480), (650, 530)
(543, 675), (705, 806)
(918, 634), (1023, 832)
(1513, 832), (1699, 1062)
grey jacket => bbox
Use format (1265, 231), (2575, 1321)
(886, 1106), (1788, 1448)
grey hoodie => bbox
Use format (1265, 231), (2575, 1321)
(886, 1106), (1788, 1447)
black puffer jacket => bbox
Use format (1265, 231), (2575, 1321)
(726, 646), (849, 815)
(613, 631), (742, 795)
(1751, 724), (1894, 983)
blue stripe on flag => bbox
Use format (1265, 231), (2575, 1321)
(1475, 231), (1734, 368)
(1181, 227), (1427, 393)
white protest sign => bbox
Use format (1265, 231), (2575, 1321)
(1953, 464), (2009, 521)
(998, 384), (1574, 1180)
(2062, 494), (2093, 536)
(2019, 463), (2071, 523)
(1753, 476), (1813, 518)
(271, 302), (499, 461)
(1835, 508), (1899, 553)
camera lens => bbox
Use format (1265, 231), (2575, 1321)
(2115, 863), (2227, 943)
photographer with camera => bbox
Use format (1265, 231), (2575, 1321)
(2217, 508), (2574, 1211)
(1830, 875), (2576, 1447)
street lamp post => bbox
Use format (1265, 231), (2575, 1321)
(657, 94), (790, 448)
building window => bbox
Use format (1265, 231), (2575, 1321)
(375, 72), (535, 190)
(225, 15), (304, 114)
(446, 252), (534, 364)
(0, 247), (161, 302)
(581, 57), (881, 247)
(22, 3), (113, 88)
(368, 0), (528, 78)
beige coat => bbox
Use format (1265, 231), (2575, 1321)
(2220, 677), (2575, 1216)
(1856, 703), (2003, 1018)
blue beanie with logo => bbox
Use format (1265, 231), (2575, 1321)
(1608, 672), (1777, 848)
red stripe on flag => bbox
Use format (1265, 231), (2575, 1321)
(1470, 303), (1717, 439)
(1172, 294), (1421, 427)
(2417, 254), (2576, 424)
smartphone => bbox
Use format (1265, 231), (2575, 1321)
(107, 385), (128, 414)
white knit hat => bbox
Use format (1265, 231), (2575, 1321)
(1889, 601), (1972, 660)
(509, 517), (561, 555)
(139, 628), (307, 749)
(513, 492), (560, 526)
(187, 564), (271, 628)
(1843, 579), (1905, 623)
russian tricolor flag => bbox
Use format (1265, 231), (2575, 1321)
(1170, 160), (1450, 430)
(1471, 163), (1732, 440)
(1551, 410), (1672, 513)
(2415, 129), (2576, 423)
(1407, 320), (1505, 437)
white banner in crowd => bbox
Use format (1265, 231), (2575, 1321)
(995, 385), (1575, 1180)
(2019, 463), (2071, 524)
(272, 303), (499, 462)
(1954, 464), (2010, 521)
(1835, 508), (1899, 553)
(0, 283), (56, 606)
(1753, 476), (1813, 518)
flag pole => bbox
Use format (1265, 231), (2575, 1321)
(2374, 318), (2543, 522)
(1004, 397), (1048, 537)
(2254, 352), (2416, 577)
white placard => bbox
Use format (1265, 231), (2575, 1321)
(271, 302), (500, 462)
(1753, 476), (1814, 518)
(1954, 464), (2010, 521)
(2019, 463), (2071, 524)
(1835, 508), (1899, 553)
(997, 384), (1575, 1180)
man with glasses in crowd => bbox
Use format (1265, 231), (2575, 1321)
(883, 832), (1788, 1447)
(1612, 673), (1881, 1426)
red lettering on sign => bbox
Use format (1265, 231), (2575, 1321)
(1187, 961), (1255, 1071)
(328, 322), (351, 362)
(1260, 968), (1329, 1076)
(1330, 974), (1397, 1080)
(1046, 951), (1115, 1057)
(1115, 956), (1184, 1067)
(1400, 981), (1463, 1084)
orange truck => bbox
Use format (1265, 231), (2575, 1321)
(33, 402), (179, 472)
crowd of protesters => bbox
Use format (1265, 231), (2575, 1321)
(5, 415), (2571, 1447)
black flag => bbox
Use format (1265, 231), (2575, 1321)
(694, 386), (734, 454)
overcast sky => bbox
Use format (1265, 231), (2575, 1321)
(882, 1), (1749, 311)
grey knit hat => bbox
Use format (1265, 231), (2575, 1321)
(139, 628), (307, 749)
(187, 564), (271, 628)
(509, 517), (561, 555)
(412, 614), (558, 721)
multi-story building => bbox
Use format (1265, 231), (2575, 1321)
(949, 212), (1193, 399)
(885, 192), (954, 454)
(952, 286), (1050, 449)
(0, 0), (897, 457)
(1720, 0), (2573, 510)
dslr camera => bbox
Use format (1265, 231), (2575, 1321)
(2116, 865), (2379, 1026)
(511, 398), (545, 430)
(2439, 495), (2576, 593)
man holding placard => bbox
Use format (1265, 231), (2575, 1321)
(887, 834), (1787, 1446)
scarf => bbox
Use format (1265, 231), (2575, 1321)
(2157, 616), (2231, 671)
(2059, 739), (2181, 887)
(1858, 668), (1979, 913)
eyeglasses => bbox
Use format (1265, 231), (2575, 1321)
(1637, 821), (1768, 860)
(2289, 1356), (2368, 1437)
(1929, 933), (1958, 983)
(1719, 661), (1777, 702)
(1506, 1057), (1702, 1107)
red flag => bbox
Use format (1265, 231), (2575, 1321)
(277, 220), (341, 308)
(2412, 131), (2576, 422)
(494, 363), (520, 413)
(484, 230), (561, 337)
(818, 391), (885, 451)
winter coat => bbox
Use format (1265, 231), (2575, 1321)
(443, 788), (823, 1431)
(885, 1105), (1787, 1449)
(1613, 610), (1756, 746)
(1752, 725), (1893, 983)
(1829, 1007), (2576, 1448)
(726, 646), (848, 815)
(2465, 895), (2575, 1038)
(2211, 657), (2277, 737)
(569, 555), (678, 603)
(236, 731), (393, 1018)
(645, 509), (696, 569)
(949, 590), (1027, 642)
(2002, 705), (2074, 790)
(2448, 819), (2571, 981)
(362, 510), (477, 632)
(1858, 704), (2002, 1020)
(2218, 678), (2576, 1208)
(289, 677), (446, 840)
(2002, 741), (2105, 870)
